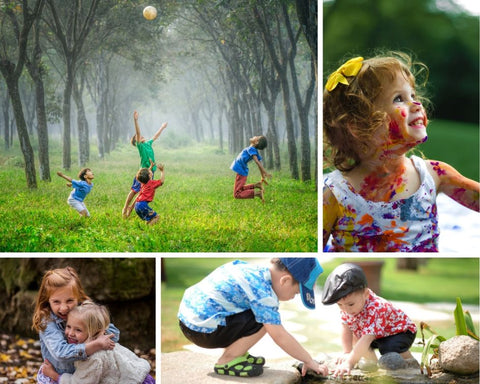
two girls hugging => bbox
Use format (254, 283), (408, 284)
(32, 266), (155, 384)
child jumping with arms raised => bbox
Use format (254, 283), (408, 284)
(41, 300), (155, 384)
(230, 135), (272, 203)
(323, 51), (479, 252)
(178, 258), (328, 378)
(32, 267), (119, 384)
(122, 111), (167, 218)
(57, 169), (94, 217)
(322, 263), (418, 378)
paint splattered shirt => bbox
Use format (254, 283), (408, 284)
(341, 289), (417, 339)
(177, 260), (281, 333)
(324, 155), (439, 252)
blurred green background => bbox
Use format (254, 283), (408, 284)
(323, 0), (479, 180)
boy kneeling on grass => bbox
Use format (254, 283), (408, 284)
(322, 263), (418, 378)
(177, 258), (329, 378)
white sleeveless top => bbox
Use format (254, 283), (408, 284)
(324, 156), (439, 252)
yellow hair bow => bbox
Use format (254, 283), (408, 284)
(325, 57), (364, 92)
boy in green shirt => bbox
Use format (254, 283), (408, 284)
(122, 110), (168, 218)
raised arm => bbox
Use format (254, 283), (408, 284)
(57, 171), (72, 182)
(427, 160), (479, 212)
(152, 122), (168, 141)
(133, 111), (142, 144)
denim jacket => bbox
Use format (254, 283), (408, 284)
(39, 312), (120, 374)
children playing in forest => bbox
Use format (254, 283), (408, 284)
(122, 110), (167, 218)
(177, 258), (328, 378)
(230, 135), (272, 203)
(32, 267), (119, 384)
(321, 263), (417, 378)
(323, 51), (479, 252)
(41, 300), (155, 384)
(133, 160), (165, 225)
(57, 169), (94, 217)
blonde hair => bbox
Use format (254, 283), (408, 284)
(32, 266), (90, 332)
(68, 300), (110, 341)
(323, 51), (430, 172)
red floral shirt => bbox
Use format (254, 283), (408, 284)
(341, 289), (416, 339)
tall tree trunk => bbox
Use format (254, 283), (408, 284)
(73, 78), (89, 166)
(62, 65), (74, 170)
(2, 91), (10, 151)
(6, 80), (37, 188)
(26, 19), (50, 181)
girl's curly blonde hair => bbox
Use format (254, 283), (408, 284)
(323, 51), (430, 172)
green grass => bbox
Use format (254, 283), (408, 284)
(161, 257), (480, 353)
(417, 119), (479, 181)
(318, 258), (479, 304)
(0, 141), (317, 252)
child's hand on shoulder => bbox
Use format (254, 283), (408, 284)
(96, 333), (115, 351)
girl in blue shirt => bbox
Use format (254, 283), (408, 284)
(230, 135), (271, 203)
(32, 267), (119, 384)
(57, 168), (94, 217)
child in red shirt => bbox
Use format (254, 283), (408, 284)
(134, 162), (165, 225)
(322, 263), (417, 377)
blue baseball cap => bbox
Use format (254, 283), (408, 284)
(279, 258), (323, 310)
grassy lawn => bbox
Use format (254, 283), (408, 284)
(416, 119), (479, 181)
(161, 257), (479, 353)
(0, 141), (317, 252)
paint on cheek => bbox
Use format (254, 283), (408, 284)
(388, 120), (403, 141)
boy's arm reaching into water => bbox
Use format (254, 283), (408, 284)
(264, 323), (328, 377)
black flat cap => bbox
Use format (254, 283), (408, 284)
(321, 263), (368, 305)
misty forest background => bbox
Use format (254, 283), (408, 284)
(0, 0), (479, 252)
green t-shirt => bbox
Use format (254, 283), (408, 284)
(137, 139), (156, 172)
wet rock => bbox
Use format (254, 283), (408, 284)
(378, 352), (406, 370)
(439, 335), (479, 375)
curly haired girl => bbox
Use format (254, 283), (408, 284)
(323, 51), (479, 252)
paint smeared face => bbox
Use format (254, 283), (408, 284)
(376, 70), (428, 152)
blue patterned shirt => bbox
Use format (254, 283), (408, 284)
(178, 260), (281, 333)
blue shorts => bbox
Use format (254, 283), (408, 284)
(131, 171), (155, 193)
(135, 201), (157, 222)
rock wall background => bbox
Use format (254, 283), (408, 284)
(0, 258), (155, 350)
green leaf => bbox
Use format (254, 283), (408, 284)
(454, 297), (468, 336)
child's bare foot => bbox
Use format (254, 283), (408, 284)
(148, 216), (160, 225)
(254, 181), (264, 191)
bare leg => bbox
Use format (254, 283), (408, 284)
(217, 327), (267, 365)
(122, 190), (137, 218)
